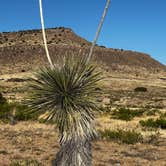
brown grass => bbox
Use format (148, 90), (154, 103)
(0, 120), (165, 166)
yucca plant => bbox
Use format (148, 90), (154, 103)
(26, 56), (102, 165)
(35, 0), (110, 164)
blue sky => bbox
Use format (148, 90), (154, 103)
(0, 0), (165, 65)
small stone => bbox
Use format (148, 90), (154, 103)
(154, 156), (158, 160)
(115, 163), (121, 166)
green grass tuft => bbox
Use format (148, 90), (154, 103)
(99, 129), (143, 144)
(111, 108), (145, 121)
(140, 117), (166, 129)
(0, 95), (38, 122)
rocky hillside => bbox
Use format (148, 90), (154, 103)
(0, 27), (165, 75)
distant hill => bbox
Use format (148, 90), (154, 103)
(0, 27), (165, 75)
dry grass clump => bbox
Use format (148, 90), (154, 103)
(10, 159), (42, 166)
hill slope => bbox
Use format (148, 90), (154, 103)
(0, 27), (165, 75)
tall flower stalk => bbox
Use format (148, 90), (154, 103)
(86, 0), (111, 63)
(39, 0), (53, 68)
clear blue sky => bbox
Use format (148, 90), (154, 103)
(0, 0), (165, 65)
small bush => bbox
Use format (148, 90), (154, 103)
(99, 105), (111, 114)
(14, 104), (38, 121)
(146, 131), (161, 145)
(112, 108), (145, 121)
(47, 41), (52, 44)
(0, 93), (11, 120)
(160, 112), (166, 118)
(99, 45), (106, 48)
(99, 129), (143, 144)
(134, 87), (147, 92)
(140, 118), (166, 129)
(0, 102), (12, 120)
(146, 109), (160, 116)
(0, 96), (38, 122)
(21, 69), (26, 72)
(0, 92), (7, 104)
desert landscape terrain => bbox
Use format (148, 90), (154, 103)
(0, 28), (166, 166)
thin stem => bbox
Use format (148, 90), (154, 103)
(39, 0), (54, 68)
(86, 0), (111, 63)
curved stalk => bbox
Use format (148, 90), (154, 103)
(39, 0), (53, 68)
(86, 0), (111, 63)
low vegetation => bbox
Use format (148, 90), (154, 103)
(134, 87), (147, 92)
(140, 114), (166, 129)
(14, 104), (38, 121)
(146, 109), (160, 116)
(0, 93), (38, 122)
(99, 129), (143, 144)
(10, 159), (42, 166)
(111, 108), (145, 121)
(0, 93), (12, 121)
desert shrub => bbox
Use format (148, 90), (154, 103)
(100, 106), (111, 114)
(100, 45), (106, 48)
(146, 109), (160, 116)
(58, 26), (65, 29)
(81, 43), (86, 47)
(0, 95), (38, 122)
(134, 87), (147, 92)
(99, 129), (143, 144)
(146, 131), (161, 145)
(10, 159), (42, 166)
(14, 104), (38, 121)
(140, 118), (166, 129)
(0, 102), (12, 120)
(112, 108), (145, 121)
(0, 92), (7, 104)
(21, 69), (26, 72)
(0, 93), (11, 120)
(47, 41), (52, 44)
(160, 112), (166, 118)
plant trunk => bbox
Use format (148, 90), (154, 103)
(53, 138), (92, 166)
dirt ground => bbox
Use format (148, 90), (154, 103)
(0, 71), (166, 166)
(0, 122), (165, 166)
